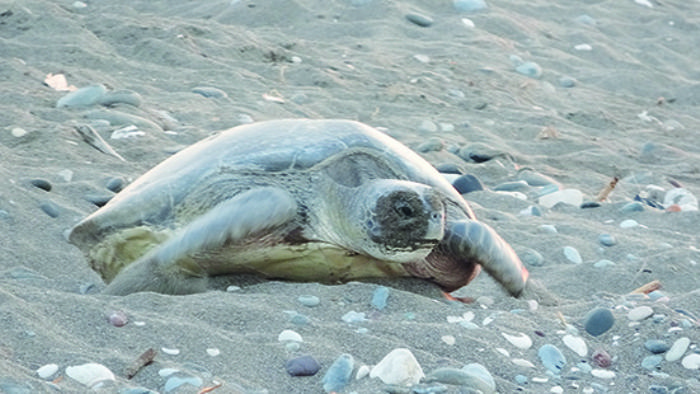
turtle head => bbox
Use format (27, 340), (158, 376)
(354, 180), (445, 262)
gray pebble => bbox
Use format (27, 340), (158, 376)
(641, 355), (663, 370)
(98, 89), (143, 107)
(105, 177), (126, 193)
(56, 84), (107, 108)
(39, 201), (60, 218)
(416, 137), (444, 153)
(405, 12), (433, 27)
(321, 354), (353, 393)
(514, 374), (528, 385)
(518, 248), (544, 267)
(515, 62), (543, 78)
(644, 339), (670, 354)
(583, 307), (615, 336)
(298, 295), (320, 307)
(435, 163), (462, 174)
(30, 179), (52, 192)
(538, 344), (566, 374)
(85, 194), (113, 207)
(457, 143), (504, 163)
(286, 355), (321, 376)
(371, 286), (390, 310)
(493, 180), (529, 192)
(516, 168), (559, 187)
(559, 76), (576, 88)
(452, 174), (484, 194)
(192, 86), (229, 99)
(648, 385), (668, 394)
(598, 233), (617, 247)
(620, 201), (645, 213)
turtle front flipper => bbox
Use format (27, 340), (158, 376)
(439, 220), (528, 297)
(103, 187), (297, 295)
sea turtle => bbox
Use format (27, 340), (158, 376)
(69, 119), (529, 296)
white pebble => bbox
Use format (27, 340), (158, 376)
(37, 363), (59, 379)
(441, 335), (456, 345)
(666, 337), (690, 361)
(550, 386), (564, 394)
(538, 189), (583, 208)
(278, 329), (303, 343)
(512, 358), (536, 368)
(496, 347), (510, 357)
(620, 219), (639, 228)
(574, 44), (592, 51)
(158, 368), (179, 377)
(562, 334), (588, 357)
(681, 353), (700, 369)
(11, 127), (28, 137)
(72, 1), (87, 8)
(370, 348), (424, 386)
(161, 347), (180, 355)
(528, 299), (539, 311)
(461, 18), (475, 28)
(65, 363), (115, 388)
(635, 0), (653, 7)
(563, 246), (582, 264)
(627, 306), (654, 321)
(413, 54), (431, 63)
(502, 332), (532, 349)
(356, 364), (371, 380)
(226, 285), (241, 292)
(590, 369), (615, 379)
(57, 169), (74, 182)
(206, 348), (220, 357)
(539, 224), (558, 233)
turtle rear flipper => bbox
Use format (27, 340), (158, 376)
(103, 187), (297, 295)
(443, 220), (529, 297)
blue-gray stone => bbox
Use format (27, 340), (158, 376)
(164, 375), (203, 392)
(286, 355), (321, 376)
(321, 354), (354, 393)
(620, 201), (645, 213)
(514, 374), (528, 385)
(648, 290), (667, 301)
(30, 179), (52, 192)
(493, 180), (529, 192)
(581, 201), (601, 209)
(371, 286), (390, 310)
(533, 183), (560, 198)
(644, 339), (670, 354)
(39, 201), (60, 218)
(298, 295), (320, 307)
(559, 76), (576, 88)
(648, 385), (669, 394)
(453, 0), (487, 12)
(290, 313), (310, 325)
(106, 177), (126, 193)
(583, 307), (615, 336)
(641, 355), (663, 370)
(435, 163), (462, 174)
(85, 194), (113, 207)
(406, 12), (433, 27)
(452, 174), (484, 194)
(515, 62), (542, 78)
(538, 344), (566, 374)
(98, 89), (143, 107)
(519, 248), (545, 267)
(598, 233), (617, 247)
(192, 86), (228, 99)
(56, 84), (107, 108)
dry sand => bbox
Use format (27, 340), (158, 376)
(1, 0), (699, 392)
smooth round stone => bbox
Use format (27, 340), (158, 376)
(648, 385), (669, 394)
(424, 365), (495, 393)
(286, 355), (321, 376)
(620, 201), (645, 213)
(590, 369), (615, 379)
(370, 348), (424, 386)
(562, 334), (588, 357)
(627, 306), (654, 321)
(11, 127), (28, 137)
(30, 179), (52, 192)
(538, 344), (566, 374)
(436, 163), (462, 174)
(642, 355), (663, 370)
(514, 374), (528, 385)
(462, 363), (495, 391)
(452, 174), (484, 194)
(39, 201), (60, 218)
(98, 89), (143, 107)
(594, 259), (615, 268)
(538, 224), (557, 233)
(192, 86), (228, 99)
(598, 234), (617, 247)
(563, 246), (582, 264)
(502, 332), (532, 350)
(665, 337), (690, 361)
(441, 335), (456, 345)
(457, 143), (502, 163)
(206, 348), (220, 356)
(591, 348), (612, 368)
(681, 353), (700, 369)
(341, 310), (367, 323)
(559, 76), (576, 88)
(539, 189), (583, 208)
(85, 194), (113, 207)
(105, 177), (126, 193)
(517, 168), (559, 187)
(515, 62), (542, 78)
(298, 295), (320, 307)
(37, 363), (59, 379)
(583, 307), (615, 336)
(620, 219), (639, 228)
(65, 363), (116, 388)
(371, 286), (390, 310)
(453, 0), (487, 12)
(278, 329), (303, 342)
(518, 248), (544, 267)
(416, 137), (444, 153)
(406, 12), (433, 27)
(57, 84), (107, 108)
(322, 354), (354, 393)
(644, 339), (670, 354)
(493, 180), (529, 192)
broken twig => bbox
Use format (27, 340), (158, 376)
(125, 348), (157, 379)
(73, 124), (126, 162)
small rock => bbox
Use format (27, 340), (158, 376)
(105, 177), (126, 193)
(502, 332), (532, 350)
(642, 355), (663, 370)
(85, 194), (113, 207)
(538, 344), (566, 374)
(416, 137), (444, 153)
(598, 234), (617, 247)
(278, 329), (303, 343)
(452, 174), (484, 194)
(286, 355), (321, 376)
(559, 76), (576, 88)
(11, 127), (28, 137)
(405, 12), (433, 27)
(665, 337), (690, 361)
(583, 307), (615, 336)
(206, 348), (220, 357)
(562, 334), (588, 357)
(563, 246), (582, 264)
(98, 89), (142, 107)
(663, 188), (698, 211)
(371, 286), (390, 310)
(453, 0), (488, 12)
(56, 84), (107, 108)
(37, 363), (59, 379)
(644, 339), (670, 354)
(107, 310), (128, 327)
(591, 348), (612, 368)
(65, 363), (116, 388)
(57, 169), (73, 182)
(628, 306), (654, 321)
(620, 201), (645, 213)
(620, 219), (639, 228)
(515, 62), (543, 78)
(192, 86), (229, 99)
(441, 335), (455, 345)
(39, 201), (60, 218)
(161, 347), (180, 355)
(298, 295), (320, 307)
(370, 348), (424, 386)
(594, 259), (616, 268)
(590, 369), (615, 379)
(519, 248), (545, 267)
(341, 310), (367, 323)
(30, 179), (52, 192)
(322, 354), (354, 393)
(681, 353), (700, 369)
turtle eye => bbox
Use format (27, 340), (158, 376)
(394, 202), (415, 217)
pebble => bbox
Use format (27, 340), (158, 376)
(538, 344), (566, 374)
(161, 347), (180, 355)
(405, 12), (433, 27)
(370, 348), (424, 386)
(512, 358), (536, 368)
(278, 329), (303, 343)
(298, 295), (320, 307)
(441, 335), (455, 345)
(39, 201), (60, 218)
(563, 246), (582, 264)
(286, 355), (321, 376)
(416, 137), (444, 153)
(642, 355), (663, 370)
(519, 248), (545, 267)
(322, 354), (354, 393)
(665, 337), (690, 361)
(371, 286), (390, 310)
(30, 179), (52, 192)
(98, 89), (143, 107)
(620, 201), (645, 213)
(493, 180), (529, 192)
(681, 353), (700, 369)
(164, 375), (202, 392)
(591, 349), (612, 368)
(342, 310), (367, 323)
(85, 194), (113, 207)
(590, 369), (615, 379)
(65, 362), (116, 388)
(627, 306), (654, 321)
(539, 189), (583, 208)
(237, 113), (255, 124)
(574, 43), (593, 51)
(105, 177), (126, 193)
(594, 259), (616, 268)
(583, 307), (615, 336)
(457, 143), (503, 163)
(517, 168), (560, 187)
(356, 365), (370, 380)
(644, 339), (670, 354)
(37, 363), (59, 379)
(502, 332), (532, 350)
(452, 174), (484, 194)
(106, 310), (128, 327)
(620, 219), (639, 228)
(11, 127), (28, 137)
(598, 234), (617, 247)
(436, 163), (462, 174)
(192, 86), (228, 99)
(453, 0), (487, 12)
(206, 348), (220, 357)
(56, 84), (107, 108)
(515, 62), (543, 78)
(424, 364), (495, 393)
(57, 169), (73, 182)
(111, 125), (146, 139)
(562, 334), (588, 357)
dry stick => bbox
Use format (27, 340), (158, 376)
(125, 348), (157, 379)
(73, 124), (126, 162)
(630, 280), (662, 295)
(198, 382), (224, 394)
(596, 176), (619, 202)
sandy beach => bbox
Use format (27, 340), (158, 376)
(1, 0), (699, 392)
